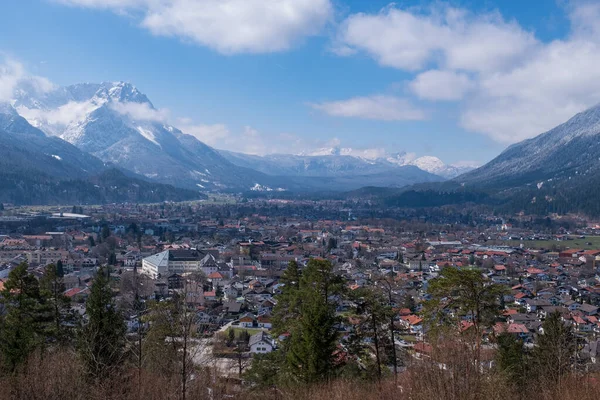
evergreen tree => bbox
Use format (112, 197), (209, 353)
(286, 259), (341, 383)
(101, 225), (111, 240)
(39, 263), (75, 345)
(78, 268), (126, 379)
(495, 333), (529, 389)
(0, 262), (45, 371)
(88, 236), (96, 247)
(56, 259), (65, 278)
(424, 267), (507, 363)
(272, 260), (302, 335)
(532, 311), (576, 387)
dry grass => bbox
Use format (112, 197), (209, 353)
(0, 347), (599, 400)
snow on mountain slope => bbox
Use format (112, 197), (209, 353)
(458, 102), (600, 188)
(294, 147), (473, 179)
(12, 81), (272, 190)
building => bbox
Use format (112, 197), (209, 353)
(141, 249), (214, 279)
(249, 332), (274, 354)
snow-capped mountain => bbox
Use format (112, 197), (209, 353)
(11, 80), (462, 192)
(387, 155), (476, 179)
(12, 81), (276, 191)
(291, 147), (474, 179)
(457, 102), (600, 188)
(0, 103), (198, 204)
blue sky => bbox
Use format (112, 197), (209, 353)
(0, 0), (598, 165)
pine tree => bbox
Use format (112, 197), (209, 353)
(78, 267), (126, 379)
(532, 311), (575, 387)
(39, 263), (75, 345)
(495, 333), (529, 389)
(56, 259), (65, 278)
(272, 260), (302, 335)
(101, 225), (111, 240)
(285, 259), (341, 383)
(0, 262), (45, 371)
(424, 267), (507, 364)
(351, 287), (393, 381)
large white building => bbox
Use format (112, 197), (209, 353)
(141, 249), (218, 279)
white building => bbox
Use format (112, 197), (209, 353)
(141, 249), (215, 279)
(249, 332), (274, 354)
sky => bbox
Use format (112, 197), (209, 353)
(0, 0), (599, 166)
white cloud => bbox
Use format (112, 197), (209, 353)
(0, 59), (25, 102)
(110, 101), (169, 122)
(334, 3), (600, 144)
(410, 70), (473, 101)
(179, 123), (231, 147)
(335, 5), (536, 72)
(17, 100), (96, 129)
(0, 57), (56, 105)
(56, 0), (333, 54)
(310, 95), (426, 121)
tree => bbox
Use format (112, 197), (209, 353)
(378, 278), (400, 379)
(495, 333), (529, 389)
(78, 268), (126, 380)
(285, 259), (342, 384)
(39, 263), (75, 345)
(227, 328), (235, 346)
(351, 287), (392, 382)
(272, 260), (302, 335)
(326, 238), (337, 253)
(56, 259), (65, 278)
(424, 267), (507, 364)
(108, 252), (117, 266)
(101, 225), (111, 240)
(244, 351), (285, 389)
(0, 262), (45, 371)
(532, 311), (576, 388)
(144, 282), (206, 400)
(88, 236), (96, 247)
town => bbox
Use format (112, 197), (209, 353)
(0, 198), (599, 398)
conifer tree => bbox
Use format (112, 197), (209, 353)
(285, 259), (341, 383)
(39, 263), (75, 345)
(78, 267), (126, 379)
(272, 260), (302, 335)
(532, 311), (575, 387)
(0, 262), (45, 372)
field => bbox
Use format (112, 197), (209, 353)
(491, 235), (600, 250)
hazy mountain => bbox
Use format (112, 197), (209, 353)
(219, 150), (445, 190)
(456, 102), (600, 189)
(361, 103), (600, 216)
(0, 103), (201, 205)
(12, 81), (449, 192)
(13, 81), (278, 191)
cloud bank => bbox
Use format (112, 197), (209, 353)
(56, 0), (333, 54)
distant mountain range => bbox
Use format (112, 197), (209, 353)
(4, 78), (600, 211)
(0, 103), (201, 205)
(2, 80), (461, 200)
(366, 102), (600, 216)
(293, 147), (475, 179)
